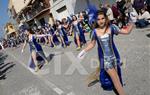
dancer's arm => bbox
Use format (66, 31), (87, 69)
(84, 40), (96, 52)
(34, 34), (48, 38)
(77, 28), (97, 59)
(119, 23), (135, 35)
(84, 30), (97, 52)
(77, 40), (96, 59)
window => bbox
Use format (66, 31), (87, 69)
(56, 6), (67, 13)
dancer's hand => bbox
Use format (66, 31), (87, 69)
(77, 50), (87, 59)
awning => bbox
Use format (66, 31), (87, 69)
(6, 27), (16, 35)
(5, 23), (16, 35)
(7, 31), (16, 35)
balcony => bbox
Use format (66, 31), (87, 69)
(17, 0), (50, 22)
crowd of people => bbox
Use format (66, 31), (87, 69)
(29, 14), (88, 50)
(0, 31), (26, 50)
(0, 0), (149, 95)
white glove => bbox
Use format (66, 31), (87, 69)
(77, 50), (87, 59)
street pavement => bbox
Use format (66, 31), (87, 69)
(0, 27), (150, 95)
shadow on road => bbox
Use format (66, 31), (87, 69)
(146, 33), (150, 38)
(0, 52), (15, 80)
(47, 54), (55, 62)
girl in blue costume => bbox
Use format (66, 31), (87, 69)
(78, 10), (134, 95)
(21, 29), (48, 72)
(60, 23), (69, 46)
(45, 24), (56, 47)
(54, 20), (68, 48)
(71, 15), (86, 50)
(62, 18), (71, 40)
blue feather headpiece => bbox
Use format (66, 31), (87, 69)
(87, 4), (98, 25)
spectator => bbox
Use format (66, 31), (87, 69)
(106, 4), (115, 23)
(130, 8), (138, 23)
(123, 0), (133, 17)
(111, 4), (120, 19)
(135, 8), (150, 28)
(133, 0), (145, 14)
(116, 0), (126, 16)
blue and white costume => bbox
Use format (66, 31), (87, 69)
(28, 35), (47, 69)
(28, 35), (43, 52)
(56, 25), (69, 45)
(72, 22), (86, 45)
(91, 24), (123, 90)
(48, 27), (54, 36)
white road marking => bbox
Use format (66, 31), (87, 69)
(5, 51), (67, 95)
(53, 88), (64, 95)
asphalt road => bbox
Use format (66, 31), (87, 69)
(0, 27), (150, 95)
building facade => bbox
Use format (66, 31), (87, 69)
(8, 0), (53, 28)
(50, 0), (100, 20)
(4, 23), (17, 39)
(8, 0), (116, 27)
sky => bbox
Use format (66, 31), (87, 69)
(0, 0), (9, 38)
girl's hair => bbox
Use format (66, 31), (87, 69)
(61, 18), (67, 24)
(72, 15), (77, 21)
(55, 20), (62, 27)
(95, 10), (110, 33)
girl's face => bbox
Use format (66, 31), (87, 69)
(62, 19), (67, 24)
(72, 16), (77, 21)
(141, 9), (145, 14)
(97, 14), (106, 29)
(56, 21), (60, 25)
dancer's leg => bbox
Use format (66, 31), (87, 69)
(31, 51), (39, 72)
(37, 51), (48, 64)
(106, 68), (125, 95)
(76, 34), (81, 50)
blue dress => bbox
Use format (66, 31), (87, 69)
(61, 26), (69, 45)
(28, 35), (43, 52)
(56, 25), (69, 46)
(72, 22), (86, 46)
(47, 27), (54, 36)
(28, 35), (44, 69)
(91, 24), (123, 90)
